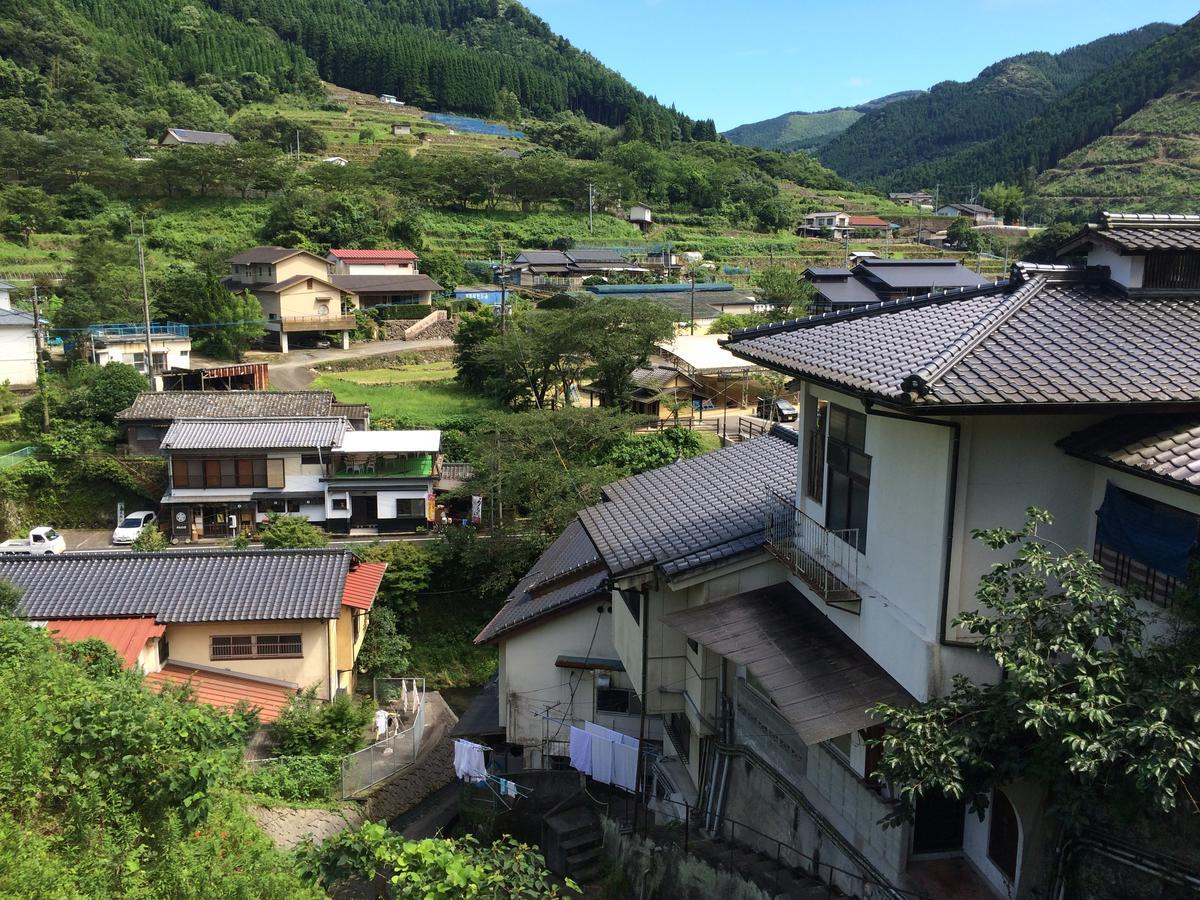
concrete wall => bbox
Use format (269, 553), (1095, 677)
(274, 255), (329, 283)
(0, 324), (37, 385)
(165, 618), (333, 696)
(342, 262), (417, 275)
(1086, 245), (1143, 289)
(97, 337), (191, 373)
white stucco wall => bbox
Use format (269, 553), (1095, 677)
(1085, 245), (1143, 289)
(0, 324), (37, 385)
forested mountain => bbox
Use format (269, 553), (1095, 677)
(817, 23), (1176, 183)
(890, 14), (1200, 198)
(722, 91), (922, 153)
(1029, 77), (1200, 221)
(1, 0), (716, 143)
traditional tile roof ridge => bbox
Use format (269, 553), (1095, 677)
(1058, 414), (1200, 493)
(117, 390), (335, 421)
(1103, 212), (1200, 227)
(228, 246), (318, 266)
(8, 549), (356, 623)
(901, 274), (1046, 398)
(724, 280), (1009, 344)
(1059, 212), (1200, 255)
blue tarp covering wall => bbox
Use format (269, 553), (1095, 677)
(1096, 482), (1199, 579)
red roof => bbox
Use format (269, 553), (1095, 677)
(849, 215), (891, 227)
(45, 617), (164, 669)
(330, 249), (418, 261)
(343, 561), (387, 610)
(146, 664), (297, 722)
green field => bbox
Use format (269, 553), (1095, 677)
(311, 368), (495, 424)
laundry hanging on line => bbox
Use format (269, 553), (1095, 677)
(570, 722), (640, 792)
(453, 739), (488, 782)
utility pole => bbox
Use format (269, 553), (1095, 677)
(586, 183), (594, 235)
(497, 242), (507, 335)
(295, 130), (301, 161)
(31, 286), (48, 431)
(689, 269), (696, 336)
(137, 234), (155, 390)
(934, 183), (940, 212)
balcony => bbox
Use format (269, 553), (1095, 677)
(278, 314), (357, 332)
(764, 490), (861, 609)
(330, 454), (435, 480)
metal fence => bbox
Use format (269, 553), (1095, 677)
(0, 446), (35, 470)
(339, 677), (426, 799)
(765, 489), (860, 603)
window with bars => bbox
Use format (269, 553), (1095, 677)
(210, 633), (302, 660)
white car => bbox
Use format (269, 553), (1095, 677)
(112, 511), (158, 545)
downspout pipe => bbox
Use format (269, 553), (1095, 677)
(861, 402), (971, 649)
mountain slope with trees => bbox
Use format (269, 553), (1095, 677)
(886, 14), (1200, 200)
(721, 91), (923, 153)
(817, 22), (1176, 183)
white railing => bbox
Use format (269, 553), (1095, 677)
(339, 677), (426, 799)
(764, 490), (860, 604)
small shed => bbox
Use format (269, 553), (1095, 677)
(392, 123), (412, 136)
(629, 204), (653, 232)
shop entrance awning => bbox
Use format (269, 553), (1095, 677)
(660, 583), (912, 745)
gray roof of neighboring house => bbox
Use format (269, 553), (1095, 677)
(475, 521), (608, 643)
(117, 391), (336, 422)
(514, 250), (570, 266)
(940, 202), (993, 215)
(619, 291), (754, 321)
(725, 266), (1200, 408)
(6, 549), (355, 623)
(856, 259), (989, 290)
(567, 249), (631, 265)
(476, 430), (798, 643)
(1058, 414), (1200, 493)
(330, 274), (444, 294)
(1058, 214), (1200, 255)
(0, 308), (34, 326)
(630, 365), (699, 392)
(161, 417), (348, 451)
(805, 267), (853, 279)
(164, 128), (236, 145)
(246, 273), (340, 293)
(812, 277), (880, 307)
(228, 247), (321, 266)
(581, 430), (797, 576)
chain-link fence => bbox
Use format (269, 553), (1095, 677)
(339, 677), (426, 799)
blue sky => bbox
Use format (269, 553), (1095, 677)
(521, 0), (1196, 131)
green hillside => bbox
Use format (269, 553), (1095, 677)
(722, 91), (923, 152)
(1030, 80), (1200, 220)
(886, 14), (1200, 201)
(818, 23), (1176, 183)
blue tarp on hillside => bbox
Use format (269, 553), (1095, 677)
(587, 282), (736, 295)
(1095, 482), (1199, 579)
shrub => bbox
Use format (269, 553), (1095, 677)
(240, 756), (340, 802)
(131, 524), (168, 551)
(256, 513), (328, 549)
(272, 689), (373, 757)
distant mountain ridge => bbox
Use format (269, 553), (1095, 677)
(817, 22), (1177, 183)
(722, 90), (923, 152)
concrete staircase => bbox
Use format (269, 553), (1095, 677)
(682, 827), (840, 899)
(543, 803), (606, 883)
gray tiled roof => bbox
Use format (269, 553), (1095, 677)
(330, 274), (444, 294)
(856, 260), (989, 290)
(582, 432), (797, 576)
(475, 521), (608, 643)
(7, 549), (354, 623)
(629, 366), (692, 392)
(228, 247), (312, 265)
(477, 431), (798, 642)
(0, 308), (34, 326)
(161, 417), (348, 451)
(726, 268), (1200, 408)
(1058, 415), (1200, 492)
(813, 278), (879, 307)
(1059, 213), (1200, 255)
(165, 128), (235, 145)
(806, 267), (853, 278)
(117, 391), (335, 422)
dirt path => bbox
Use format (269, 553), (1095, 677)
(258, 337), (456, 390)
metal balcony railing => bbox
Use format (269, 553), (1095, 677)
(764, 489), (861, 604)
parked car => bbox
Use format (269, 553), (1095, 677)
(112, 511), (157, 545)
(0, 526), (65, 555)
(755, 397), (798, 422)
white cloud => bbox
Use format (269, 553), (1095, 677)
(847, 76), (868, 88)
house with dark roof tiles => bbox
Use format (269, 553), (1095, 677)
(12, 549), (385, 716)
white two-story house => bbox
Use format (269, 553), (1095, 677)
(479, 212), (1200, 899)
(159, 416), (440, 540)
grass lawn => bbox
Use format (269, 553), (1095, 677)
(311, 368), (495, 424)
(325, 361), (457, 384)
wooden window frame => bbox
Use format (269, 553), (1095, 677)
(210, 633), (303, 660)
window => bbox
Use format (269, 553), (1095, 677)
(596, 686), (640, 715)
(395, 498), (425, 518)
(805, 398), (828, 502)
(266, 458), (285, 489)
(210, 633), (302, 660)
(287, 500), (302, 513)
(134, 426), (162, 442)
(825, 405), (870, 552)
(1144, 252), (1200, 290)
(301, 454), (322, 466)
(172, 457), (276, 489)
(826, 732), (853, 763)
(987, 789), (1020, 882)
(258, 499), (285, 514)
(331, 497), (348, 510)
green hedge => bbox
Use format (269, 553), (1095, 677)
(370, 305), (435, 321)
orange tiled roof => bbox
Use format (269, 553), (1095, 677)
(145, 663), (297, 722)
(849, 215), (891, 227)
(45, 617), (164, 668)
(342, 561), (387, 610)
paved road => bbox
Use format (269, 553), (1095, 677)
(258, 337), (456, 390)
(59, 529), (443, 553)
